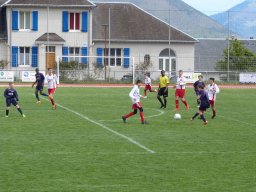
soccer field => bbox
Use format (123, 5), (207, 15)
(0, 86), (256, 192)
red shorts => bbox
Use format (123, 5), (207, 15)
(209, 100), (215, 107)
(48, 88), (56, 95)
(175, 89), (185, 98)
(144, 84), (152, 91)
(132, 102), (142, 110)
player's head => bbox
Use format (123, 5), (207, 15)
(136, 79), (142, 87)
(198, 75), (203, 80)
(178, 70), (183, 77)
(209, 77), (215, 84)
(145, 72), (150, 78)
(35, 68), (39, 73)
(48, 68), (53, 74)
(161, 70), (165, 76)
(8, 82), (14, 88)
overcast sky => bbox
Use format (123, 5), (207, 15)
(182, 0), (245, 15)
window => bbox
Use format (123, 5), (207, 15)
(144, 54), (150, 65)
(20, 47), (30, 66)
(69, 47), (80, 62)
(20, 11), (31, 30)
(104, 48), (122, 66)
(69, 13), (80, 31)
(46, 46), (56, 53)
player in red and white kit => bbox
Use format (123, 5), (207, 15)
(122, 80), (148, 124)
(174, 70), (189, 110)
(144, 73), (156, 97)
(207, 77), (220, 119)
(45, 68), (58, 109)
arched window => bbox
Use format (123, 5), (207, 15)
(159, 48), (176, 73)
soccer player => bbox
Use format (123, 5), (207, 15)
(144, 73), (156, 97)
(45, 68), (58, 109)
(122, 80), (147, 124)
(175, 70), (189, 110)
(157, 70), (169, 108)
(193, 75), (205, 106)
(191, 85), (210, 125)
(4, 82), (25, 117)
(32, 68), (48, 103)
(207, 77), (220, 119)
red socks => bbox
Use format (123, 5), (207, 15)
(124, 112), (135, 119)
(140, 112), (145, 122)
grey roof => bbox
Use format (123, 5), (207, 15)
(93, 3), (197, 43)
(35, 33), (65, 43)
(5, 0), (95, 7)
(195, 39), (256, 71)
(0, 0), (7, 7)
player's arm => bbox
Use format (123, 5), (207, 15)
(179, 77), (186, 86)
(164, 77), (169, 92)
(215, 84), (220, 94)
(14, 90), (19, 101)
(4, 89), (9, 98)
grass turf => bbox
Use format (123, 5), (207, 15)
(0, 86), (255, 192)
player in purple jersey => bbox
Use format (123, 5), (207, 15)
(4, 82), (25, 117)
(193, 75), (205, 106)
(32, 68), (48, 103)
(191, 85), (210, 125)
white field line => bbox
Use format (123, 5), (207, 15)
(218, 114), (256, 127)
(40, 98), (155, 154)
(99, 109), (165, 122)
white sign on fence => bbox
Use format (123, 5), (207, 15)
(21, 71), (45, 82)
(0, 71), (14, 82)
(239, 73), (256, 83)
(183, 72), (201, 83)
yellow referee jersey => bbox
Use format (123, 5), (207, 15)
(159, 75), (169, 88)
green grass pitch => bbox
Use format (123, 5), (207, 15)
(0, 86), (255, 191)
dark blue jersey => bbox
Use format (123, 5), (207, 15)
(193, 80), (205, 92)
(4, 88), (19, 100)
(199, 90), (210, 108)
(35, 73), (45, 86)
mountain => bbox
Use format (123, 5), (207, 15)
(211, 0), (256, 38)
(92, 0), (229, 38)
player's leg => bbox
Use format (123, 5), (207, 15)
(48, 89), (56, 109)
(157, 89), (164, 108)
(122, 109), (137, 123)
(39, 89), (48, 97)
(210, 100), (216, 118)
(180, 90), (189, 110)
(199, 110), (208, 125)
(163, 89), (168, 108)
(5, 99), (11, 117)
(35, 89), (40, 102)
(149, 85), (157, 93)
(191, 111), (199, 120)
(14, 100), (25, 117)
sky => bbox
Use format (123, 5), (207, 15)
(182, 0), (245, 15)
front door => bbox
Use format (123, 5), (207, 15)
(46, 46), (56, 70)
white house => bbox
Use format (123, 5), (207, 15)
(0, 0), (197, 81)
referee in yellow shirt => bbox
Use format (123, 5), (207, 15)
(157, 70), (170, 108)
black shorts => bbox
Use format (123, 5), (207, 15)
(36, 85), (44, 91)
(199, 104), (210, 111)
(158, 87), (168, 97)
(6, 98), (18, 107)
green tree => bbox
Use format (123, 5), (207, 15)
(216, 39), (256, 71)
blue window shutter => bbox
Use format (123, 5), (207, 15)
(96, 48), (103, 66)
(12, 11), (18, 31)
(62, 47), (68, 62)
(32, 11), (38, 31)
(62, 11), (68, 32)
(123, 48), (130, 68)
(81, 47), (88, 65)
(82, 12), (88, 32)
(12, 46), (18, 67)
(32, 46), (38, 67)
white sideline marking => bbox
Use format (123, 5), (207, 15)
(99, 109), (165, 122)
(49, 101), (155, 154)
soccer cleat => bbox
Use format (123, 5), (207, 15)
(204, 121), (208, 125)
(122, 116), (126, 123)
(160, 105), (165, 109)
(190, 118), (194, 121)
(212, 114), (216, 119)
(186, 105), (189, 110)
(5, 115), (8, 118)
(144, 96), (147, 99)
(36, 100), (41, 104)
(22, 114), (26, 118)
(141, 121), (149, 125)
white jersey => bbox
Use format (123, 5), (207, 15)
(145, 76), (151, 85)
(45, 74), (58, 89)
(129, 85), (141, 104)
(207, 83), (220, 101)
(176, 76), (186, 89)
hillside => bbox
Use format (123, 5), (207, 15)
(211, 0), (256, 38)
(92, 0), (229, 38)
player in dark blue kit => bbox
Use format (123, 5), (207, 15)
(191, 85), (210, 125)
(4, 82), (25, 117)
(32, 68), (48, 103)
(193, 75), (205, 106)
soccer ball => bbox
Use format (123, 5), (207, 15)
(174, 113), (181, 120)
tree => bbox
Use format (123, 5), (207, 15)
(216, 39), (256, 72)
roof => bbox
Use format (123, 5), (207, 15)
(93, 3), (197, 43)
(4, 0), (95, 7)
(35, 33), (65, 44)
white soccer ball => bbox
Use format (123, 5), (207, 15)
(174, 113), (181, 120)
